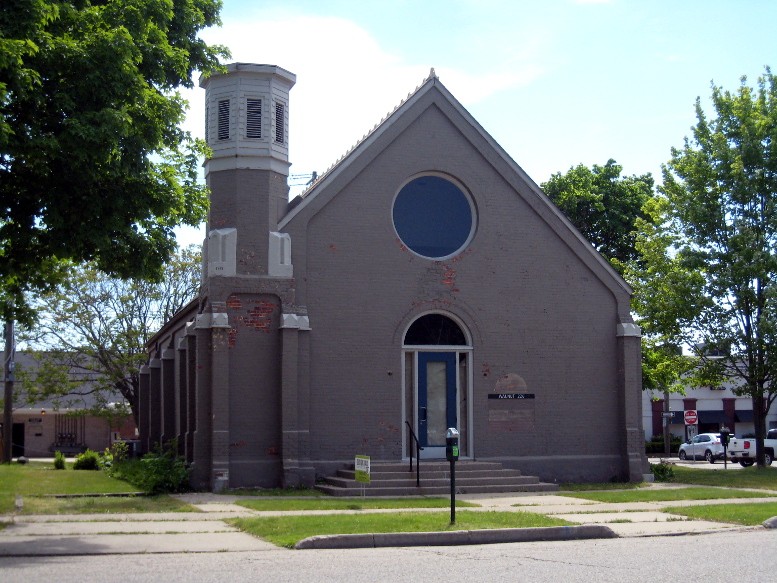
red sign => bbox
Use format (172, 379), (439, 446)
(684, 409), (698, 425)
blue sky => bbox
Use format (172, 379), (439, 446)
(177, 0), (777, 245)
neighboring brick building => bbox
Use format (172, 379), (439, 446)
(142, 63), (648, 490)
(1, 352), (136, 458)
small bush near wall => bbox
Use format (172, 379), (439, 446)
(73, 449), (100, 470)
(107, 441), (189, 494)
(96, 441), (130, 471)
(109, 441), (129, 464)
(53, 451), (66, 470)
(650, 460), (675, 482)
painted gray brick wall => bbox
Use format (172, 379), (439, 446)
(144, 71), (646, 488)
(284, 93), (632, 482)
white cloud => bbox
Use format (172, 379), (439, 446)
(182, 13), (545, 179)
(174, 10), (553, 246)
(184, 16), (422, 176)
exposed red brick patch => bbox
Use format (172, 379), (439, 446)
(243, 301), (275, 332)
(440, 264), (457, 290)
(226, 299), (278, 347)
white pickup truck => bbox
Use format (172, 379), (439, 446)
(727, 429), (777, 467)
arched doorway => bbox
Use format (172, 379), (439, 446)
(403, 313), (473, 459)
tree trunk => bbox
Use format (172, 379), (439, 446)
(753, 392), (766, 467)
(115, 378), (140, 428)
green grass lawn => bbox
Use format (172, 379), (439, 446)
(228, 510), (573, 548)
(0, 462), (195, 514)
(665, 501), (777, 526)
(235, 497), (478, 512)
(558, 465), (777, 494)
(671, 465), (777, 490)
(562, 486), (777, 504)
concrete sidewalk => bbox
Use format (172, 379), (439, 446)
(0, 485), (770, 556)
(458, 490), (768, 538)
(0, 509), (276, 556)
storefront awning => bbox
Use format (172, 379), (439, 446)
(698, 410), (727, 424)
(735, 410), (754, 422)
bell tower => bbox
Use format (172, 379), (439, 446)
(193, 64), (305, 491)
(200, 63), (296, 277)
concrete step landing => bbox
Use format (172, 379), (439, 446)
(316, 461), (558, 497)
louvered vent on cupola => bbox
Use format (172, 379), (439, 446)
(246, 99), (262, 138)
(200, 64), (295, 174)
(217, 99), (230, 140)
(274, 102), (284, 144)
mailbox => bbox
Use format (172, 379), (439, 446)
(446, 427), (460, 462)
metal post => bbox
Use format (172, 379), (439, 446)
(449, 459), (456, 524)
(416, 441), (420, 487)
(663, 390), (670, 456)
(3, 317), (14, 464)
(721, 425), (730, 469)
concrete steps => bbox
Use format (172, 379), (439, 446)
(316, 461), (558, 497)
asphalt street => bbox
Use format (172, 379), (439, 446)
(1, 530), (776, 583)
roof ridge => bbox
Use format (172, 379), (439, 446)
(296, 70), (438, 198)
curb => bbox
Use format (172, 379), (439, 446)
(294, 524), (617, 549)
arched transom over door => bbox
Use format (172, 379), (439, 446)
(403, 313), (473, 459)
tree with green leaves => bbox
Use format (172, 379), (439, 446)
(0, 0), (227, 323)
(629, 68), (777, 467)
(541, 160), (689, 426)
(542, 159), (654, 272)
(16, 246), (202, 425)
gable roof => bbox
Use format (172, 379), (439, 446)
(278, 70), (632, 297)
(5, 351), (127, 412)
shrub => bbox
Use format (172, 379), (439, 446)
(109, 440), (129, 464)
(73, 449), (100, 470)
(650, 460), (675, 482)
(98, 448), (113, 470)
(109, 441), (189, 494)
(53, 450), (66, 470)
(95, 441), (129, 471)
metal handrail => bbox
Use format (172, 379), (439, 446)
(405, 421), (423, 487)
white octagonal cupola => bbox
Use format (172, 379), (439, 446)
(200, 63), (296, 177)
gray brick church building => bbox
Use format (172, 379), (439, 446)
(140, 63), (648, 491)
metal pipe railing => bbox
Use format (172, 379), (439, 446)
(405, 421), (423, 487)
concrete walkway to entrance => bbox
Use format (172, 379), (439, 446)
(1, 483), (772, 555)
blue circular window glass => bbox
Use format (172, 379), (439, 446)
(393, 176), (474, 259)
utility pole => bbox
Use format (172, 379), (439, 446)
(3, 317), (14, 463)
(663, 389), (671, 456)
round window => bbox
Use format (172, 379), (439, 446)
(392, 175), (474, 259)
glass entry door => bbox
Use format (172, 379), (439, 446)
(418, 352), (457, 455)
